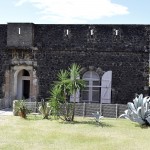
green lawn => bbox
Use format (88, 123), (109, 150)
(0, 115), (149, 150)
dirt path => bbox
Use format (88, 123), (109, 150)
(0, 108), (13, 116)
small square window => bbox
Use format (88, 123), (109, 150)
(90, 29), (94, 35)
(18, 28), (21, 34)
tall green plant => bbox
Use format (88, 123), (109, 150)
(56, 70), (70, 103)
(67, 63), (85, 121)
(49, 64), (85, 122)
(49, 86), (62, 118)
(56, 70), (74, 121)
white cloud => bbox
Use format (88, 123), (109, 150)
(15, 0), (129, 23)
(15, 0), (28, 6)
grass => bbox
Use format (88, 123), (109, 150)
(0, 115), (149, 150)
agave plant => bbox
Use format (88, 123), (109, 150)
(92, 111), (104, 123)
(39, 99), (51, 119)
(120, 94), (150, 125)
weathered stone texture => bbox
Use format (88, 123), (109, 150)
(34, 25), (149, 104)
(0, 24), (149, 105)
(0, 25), (10, 98)
(7, 23), (34, 48)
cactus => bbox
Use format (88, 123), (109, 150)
(120, 94), (150, 125)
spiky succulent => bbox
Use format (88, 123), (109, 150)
(39, 99), (51, 119)
(120, 94), (150, 125)
(92, 112), (104, 123)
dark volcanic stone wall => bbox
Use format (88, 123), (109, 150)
(0, 25), (11, 98)
(7, 23), (34, 48)
(0, 24), (149, 104)
(34, 25), (149, 104)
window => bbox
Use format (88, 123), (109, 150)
(22, 69), (30, 76)
(18, 28), (21, 34)
(82, 71), (100, 103)
(64, 29), (70, 37)
(66, 29), (69, 35)
(113, 28), (122, 43)
(113, 29), (119, 36)
(90, 29), (94, 35)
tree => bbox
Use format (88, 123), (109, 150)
(49, 85), (62, 118)
(56, 70), (70, 104)
(55, 70), (72, 121)
(49, 64), (85, 121)
(66, 63), (85, 121)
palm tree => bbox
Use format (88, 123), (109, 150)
(49, 85), (62, 118)
(56, 70), (70, 103)
(49, 64), (85, 121)
(67, 63), (85, 121)
(56, 70), (72, 121)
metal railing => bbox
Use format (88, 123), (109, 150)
(23, 102), (127, 118)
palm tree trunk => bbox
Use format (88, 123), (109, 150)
(71, 91), (76, 121)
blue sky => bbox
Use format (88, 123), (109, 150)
(1, 0), (150, 24)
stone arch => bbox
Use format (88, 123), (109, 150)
(12, 65), (38, 101)
(80, 66), (104, 77)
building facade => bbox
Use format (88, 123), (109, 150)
(0, 23), (149, 107)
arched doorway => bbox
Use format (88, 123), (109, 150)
(12, 65), (38, 101)
(17, 69), (30, 99)
(3, 64), (38, 107)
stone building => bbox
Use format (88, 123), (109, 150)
(0, 23), (149, 108)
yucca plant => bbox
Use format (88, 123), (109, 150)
(120, 94), (150, 125)
(39, 99), (51, 119)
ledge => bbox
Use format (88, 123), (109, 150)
(11, 59), (37, 66)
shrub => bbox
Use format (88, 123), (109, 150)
(13, 100), (28, 119)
